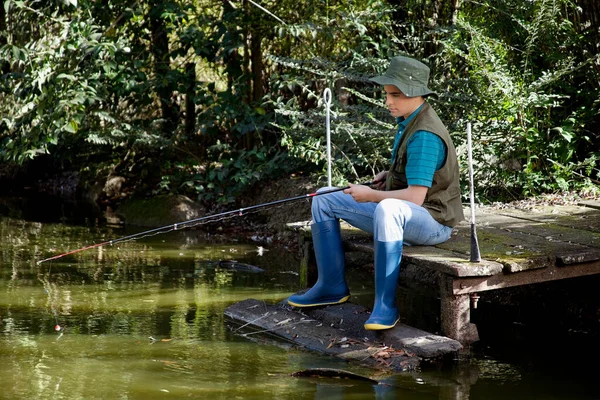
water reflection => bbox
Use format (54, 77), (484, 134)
(1, 213), (324, 399)
(1, 207), (598, 399)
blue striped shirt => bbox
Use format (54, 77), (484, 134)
(392, 106), (447, 188)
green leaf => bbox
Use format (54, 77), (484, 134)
(63, 121), (78, 133)
(57, 73), (76, 81)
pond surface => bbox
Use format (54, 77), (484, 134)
(0, 196), (598, 399)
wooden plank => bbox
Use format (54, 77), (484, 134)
(440, 217), (600, 271)
(306, 303), (463, 357)
(402, 246), (503, 277)
(440, 225), (554, 272)
(473, 207), (600, 265)
(224, 299), (461, 371)
(473, 208), (600, 249)
(492, 205), (600, 233)
(451, 259), (600, 295)
(478, 208), (600, 247)
(557, 251), (600, 265)
(579, 200), (600, 210)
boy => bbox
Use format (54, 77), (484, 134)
(287, 55), (464, 330)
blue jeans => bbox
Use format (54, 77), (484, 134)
(312, 187), (453, 244)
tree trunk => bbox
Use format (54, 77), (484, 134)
(0, 4), (8, 75)
(451, 0), (461, 25)
(386, 0), (461, 57)
(251, 34), (264, 104)
(222, 0), (242, 103)
(426, 0), (462, 56)
(185, 63), (196, 139)
(575, 0), (600, 30)
(149, 1), (177, 137)
(243, 0), (252, 104)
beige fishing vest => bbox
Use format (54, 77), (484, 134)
(385, 103), (465, 227)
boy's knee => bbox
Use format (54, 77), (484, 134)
(312, 187), (335, 215)
(312, 187), (347, 220)
(374, 199), (410, 224)
(316, 186), (337, 193)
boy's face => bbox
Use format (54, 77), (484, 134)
(384, 85), (424, 119)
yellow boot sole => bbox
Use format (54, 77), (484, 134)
(364, 318), (399, 331)
(287, 295), (350, 308)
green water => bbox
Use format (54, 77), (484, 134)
(0, 198), (598, 399)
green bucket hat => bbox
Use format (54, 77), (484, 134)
(369, 56), (436, 97)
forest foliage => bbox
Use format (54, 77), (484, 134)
(1, 0), (599, 206)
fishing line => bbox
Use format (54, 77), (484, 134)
(37, 183), (374, 265)
(38, 267), (64, 335)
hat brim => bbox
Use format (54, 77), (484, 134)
(369, 76), (436, 98)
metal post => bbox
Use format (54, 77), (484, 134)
(467, 122), (481, 262)
(323, 88), (332, 187)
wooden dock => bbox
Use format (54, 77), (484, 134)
(335, 199), (600, 344)
(224, 199), (599, 370)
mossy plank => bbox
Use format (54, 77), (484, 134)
(287, 204), (600, 275)
(445, 224), (599, 272)
(489, 205), (600, 232)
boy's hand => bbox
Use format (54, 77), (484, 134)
(344, 183), (376, 203)
(371, 171), (388, 190)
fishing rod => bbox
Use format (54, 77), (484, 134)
(37, 182), (375, 265)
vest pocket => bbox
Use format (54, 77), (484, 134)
(433, 185), (460, 202)
(386, 171), (408, 191)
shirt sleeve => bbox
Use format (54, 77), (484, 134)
(405, 130), (447, 187)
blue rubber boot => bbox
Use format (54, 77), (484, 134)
(287, 220), (350, 307)
(364, 240), (403, 330)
